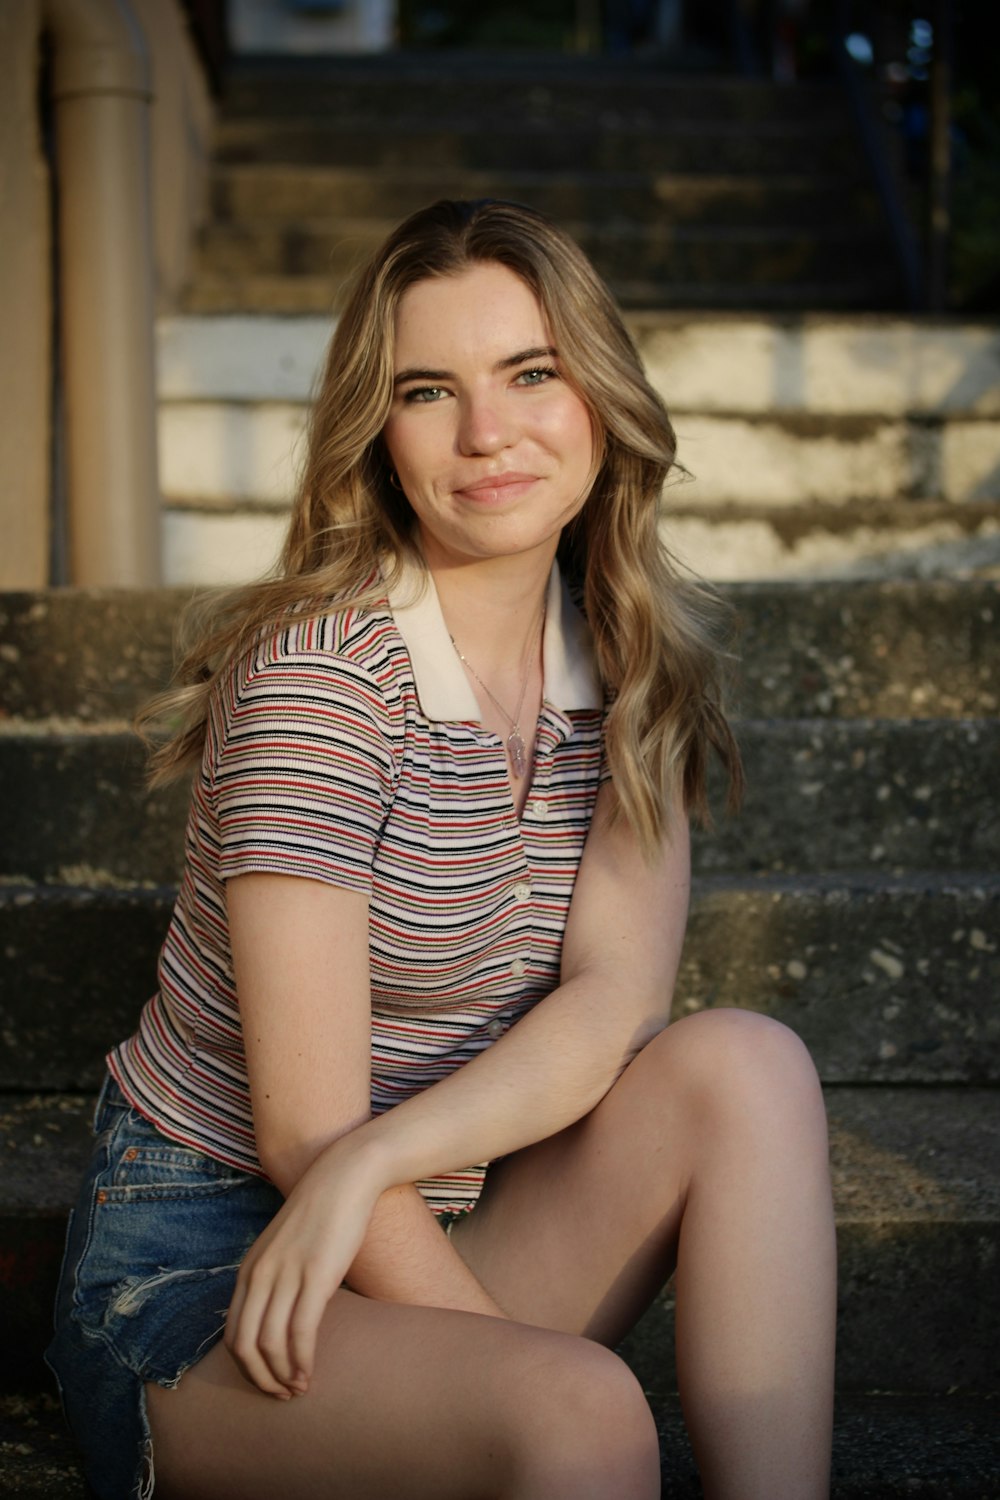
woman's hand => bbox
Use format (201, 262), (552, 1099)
(224, 1134), (382, 1398)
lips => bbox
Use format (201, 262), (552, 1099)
(454, 472), (539, 502)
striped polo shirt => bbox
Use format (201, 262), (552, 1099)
(108, 556), (606, 1214)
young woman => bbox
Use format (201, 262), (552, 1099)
(47, 199), (836, 1500)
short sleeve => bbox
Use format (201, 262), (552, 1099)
(211, 653), (397, 894)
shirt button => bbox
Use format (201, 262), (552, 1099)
(513, 882), (530, 901)
(532, 799), (549, 818)
(510, 958), (526, 979)
(486, 1018), (505, 1040)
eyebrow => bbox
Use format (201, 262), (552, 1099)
(393, 346), (558, 386)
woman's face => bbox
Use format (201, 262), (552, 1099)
(382, 261), (596, 572)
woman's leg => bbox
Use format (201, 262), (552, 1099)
(452, 1009), (837, 1500)
(146, 1288), (660, 1500)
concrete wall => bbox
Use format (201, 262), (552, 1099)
(0, 0), (212, 588)
(0, 0), (50, 588)
(133, 0), (214, 311)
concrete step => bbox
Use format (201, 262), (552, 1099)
(208, 164), (878, 231)
(221, 64), (848, 128)
(155, 312), (1000, 413)
(149, 311), (1000, 581)
(2, 1087), (996, 1395)
(2, 720), (998, 889)
(181, 269), (903, 316)
(214, 117), (860, 177)
(193, 215), (888, 293)
(2, 1389), (998, 1498)
(2, 582), (996, 722)
(1, 874), (997, 1091)
(155, 396), (1000, 511)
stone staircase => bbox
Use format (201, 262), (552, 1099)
(185, 54), (896, 316)
(157, 310), (1000, 588)
(3, 45), (1000, 1499)
(1, 577), (998, 1495)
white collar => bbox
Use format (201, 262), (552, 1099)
(384, 553), (603, 724)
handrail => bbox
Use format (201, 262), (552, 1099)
(44, 0), (161, 586)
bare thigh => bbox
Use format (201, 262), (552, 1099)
(450, 1009), (832, 1346)
(146, 1286), (659, 1500)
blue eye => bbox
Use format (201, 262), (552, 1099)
(516, 367), (557, 386)
(403, 386), (446, 404)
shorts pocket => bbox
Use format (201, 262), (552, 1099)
(64, 1107), (283, 1375)
(105, 1131), (249, 1200)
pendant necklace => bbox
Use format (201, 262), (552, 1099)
(450, 609), (545, 778)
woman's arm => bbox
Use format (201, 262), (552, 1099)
(225, 874), (508, 1399)
(227, 785), (690, 1392)
(359, 783), (690, 1185)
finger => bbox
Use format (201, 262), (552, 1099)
(257, 1267), (306, 1390)
(226, 1264), (294, 1399)
(288, 1273), (337, 1390)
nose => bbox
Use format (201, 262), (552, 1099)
(456, 389), (513, 456)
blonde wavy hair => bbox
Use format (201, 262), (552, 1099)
(140, 198), (742, 852)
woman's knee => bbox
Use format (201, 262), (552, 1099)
(643, 1008), (825, 1132)
(508, 1340), (659, 1494)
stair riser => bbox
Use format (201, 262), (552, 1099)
(182, 274), (904, 314)
(156, 314), (1000, 418)
(210, 169), (878, 230)
(2, 722), (998, 886)
(679, 882), (1000, 1084)
(2, 585), (996, 720)
(216, 123), (858, 175)
(196, 221), (883, 288)
(153, 400), (1000, 509)
(1, 882), (996, 1089)
(222, 77), (846, 126)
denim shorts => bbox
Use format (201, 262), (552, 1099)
(45, 1076), (284, 1500)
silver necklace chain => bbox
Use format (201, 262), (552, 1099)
(450, 609), (545, 778)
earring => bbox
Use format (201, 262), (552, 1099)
(389, 470), (403, 491)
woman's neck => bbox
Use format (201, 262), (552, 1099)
(422, 544), (553, 677)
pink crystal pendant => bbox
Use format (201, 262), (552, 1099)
(507, 730), (528, 777)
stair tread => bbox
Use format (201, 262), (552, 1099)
(2, 581), (997, 721)
(3, 717), (997, 884)
(1, 1085), (996, 1219)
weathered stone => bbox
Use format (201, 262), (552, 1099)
(221, 66), (846, 127)
(663, 502), (1000, 583)
(0, 734), (189, 885)
(676, 875), (1000, 1083)
(3, 719), (997, 887)
(698, 718), (1000, 874)
(0, 885), (173, 1089)
(196, 218), (887, 298)
(209, 164), (875, 234)
(0, 1393), (87, 1496)
(1, 877), (997, 1088)
(0, 590), (188, 724)
(214, 118), (859, 178)
(2, 581), (996, 721)
(727, 580), (999, 719)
